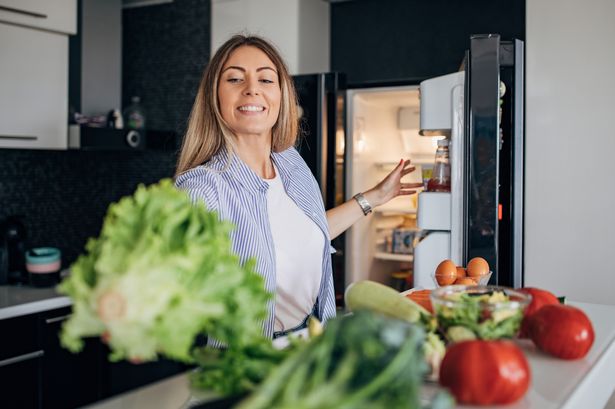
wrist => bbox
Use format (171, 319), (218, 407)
(363, 189), (382, 208)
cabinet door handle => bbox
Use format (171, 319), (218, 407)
(0, 350), (44, 368)
(0, 5), (47, 19)
(45, 314), (71, 324)
(0, 135), (38, 141)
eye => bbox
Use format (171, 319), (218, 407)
(227, 77), (243, 83)
(259, 79), (275, 84)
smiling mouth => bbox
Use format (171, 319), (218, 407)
(237, 105), (266, 112)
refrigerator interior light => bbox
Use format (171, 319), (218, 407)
(354, 117), (366, 154)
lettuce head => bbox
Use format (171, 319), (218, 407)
(59, 179), (270, 363)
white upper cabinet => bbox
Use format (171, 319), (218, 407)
(0, 22), (69, 149)
(0, 0), (76, 34)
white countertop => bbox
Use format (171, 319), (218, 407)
(0, 285), (71, 320)
(86, 301), (615, 409)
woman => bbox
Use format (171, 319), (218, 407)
(175, 35), (422, 339)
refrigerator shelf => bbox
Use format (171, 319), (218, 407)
(374, 159), (432, 171)
(374, 207), (417, 216)
(374, 252), (414, 262)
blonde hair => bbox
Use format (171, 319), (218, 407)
(175, 35), (299, 176)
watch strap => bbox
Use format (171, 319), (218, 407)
(353, 192), (372, 215)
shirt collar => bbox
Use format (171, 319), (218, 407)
(207, 147), (299, 194)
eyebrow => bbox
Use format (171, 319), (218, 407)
(222, 65), (277, 74)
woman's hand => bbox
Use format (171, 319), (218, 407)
(365, 159), (423, 207)
(326, 159), (422, 240)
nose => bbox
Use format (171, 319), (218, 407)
(242, 76), (260, 96)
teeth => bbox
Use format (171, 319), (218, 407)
(238, 106), (264, 112)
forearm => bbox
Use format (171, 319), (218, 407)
(326, 189), (382, 240)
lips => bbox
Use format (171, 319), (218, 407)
(237, 104), (266, 112)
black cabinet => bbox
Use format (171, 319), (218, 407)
(0, 354), (43, 409)
(0, 306), (189, 408)
(0, 314), (43, 409)
(104, 357), (191, 397)
(39, 307), (103, 409)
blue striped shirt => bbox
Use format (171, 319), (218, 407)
(175, 147), (337, 339)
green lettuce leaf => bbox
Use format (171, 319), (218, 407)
(58, 179), (271, 363)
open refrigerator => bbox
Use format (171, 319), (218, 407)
(294, 34), (524, 304)
(344, 86), (429, 289)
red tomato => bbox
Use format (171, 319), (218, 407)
(517, 287), (560, 338)
(527, 304), (594, 360)
(439, 340), (530, 405)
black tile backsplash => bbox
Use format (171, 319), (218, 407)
(0, 0), (210, 269)
(0, 149), (176, 265)
(122, 0), (210, 133)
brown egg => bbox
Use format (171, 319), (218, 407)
(435, 259), (457, 286)
(455, 277), (477, 285)
(456, 266), (467, 279)
(466, 257), (490, 278)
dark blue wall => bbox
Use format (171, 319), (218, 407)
(331, 0), (525, 85)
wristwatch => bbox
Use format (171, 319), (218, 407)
(353, 192), (372, 216)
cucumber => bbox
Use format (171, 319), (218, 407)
(446, 326), (477, 342)
(344, 280), (426, 324)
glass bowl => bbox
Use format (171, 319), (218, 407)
(430, 285), (531, 342)
(432, 271), (492, 287)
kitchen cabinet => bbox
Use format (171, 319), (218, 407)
(0, 0), (76, 35)
(0, 313), (42, 409)
(104, 357), (192, 397)
(0, 302), (190, 408)
(40, 307), (102, 408)
(0, 22), (69, 150)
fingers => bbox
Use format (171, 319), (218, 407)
(401, 182), (423, 189)
(398, 190), (418, 196)
(401, 166), (416, 176)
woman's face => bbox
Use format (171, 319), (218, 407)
(218, 46), (281, 140)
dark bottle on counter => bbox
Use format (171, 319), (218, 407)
(427, 139), (451, 192)
(1, 216), (28, 284)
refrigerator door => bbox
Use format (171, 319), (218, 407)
(465, 35), (524, 287)
(414, 232), (451, 288)
(415, 35), (524, 289)
(293, 73), (347, 305)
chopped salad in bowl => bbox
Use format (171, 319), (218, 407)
(431, 285), (531, 343)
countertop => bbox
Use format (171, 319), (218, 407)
(85, 301), (615, 409)
(0, 284), (71, 320)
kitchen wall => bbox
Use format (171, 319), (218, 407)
(0, 0), (210, 266)
(330, 0), (525, 85)
(0, 149), (176, 264)
(525, 0), (615, 306)
(211, 0), (329, 75)
(123, 0), (209, 132)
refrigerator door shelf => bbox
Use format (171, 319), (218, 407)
(419, 72), (465, 134)
(413, 231), (451, 289)
(417, 192), (451, 231)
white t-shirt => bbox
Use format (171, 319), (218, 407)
(264, 166), (324, 332)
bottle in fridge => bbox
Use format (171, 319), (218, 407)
(426, 139), (451, 192)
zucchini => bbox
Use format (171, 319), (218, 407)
(344, 280), (427, 324)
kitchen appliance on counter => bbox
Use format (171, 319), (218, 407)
(0, 215), (28, 285)
(296, 34), (524, 297)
